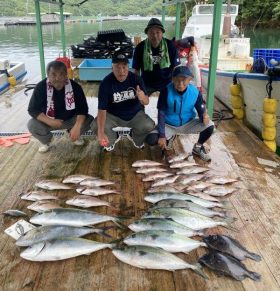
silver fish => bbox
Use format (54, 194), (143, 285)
(145, 192), (229, 209)
(151, 199), (227, 218)
(66, 195), (115, 209)
(30, 208), (124, 228)
(142, 172), (173, 182)
(177, 174), (205, 185)
(27, 201), (61, 212)
(112, 245), (207, 279)
(142, 208), (234, 231)
(20, 191), (59, 201)
(206, 176), (239, 185)
(187, 191), (220, 202)
(124, 230), (207, 253)
(167, 153), (191, 163)
(151, 175), (179, 187)
(20, 238), (112, 261)
(147, 186), (181, 193)
(169, 160), (197, 168)
(35, 180), (72, 190)
(132, 160), (163, 168)
(136, 167), (167, 174)
(80, 178), (115, 187)
(76, 187), (119, 196)
(203, 186), (237, 197)
(16, 225), (108, 247)
(3, 209), (27, 217)
(128, 218), (203, 236)
(199, 252), (261, 281)
(176, 167), (209, 175)
(186, 182), (214, 192)
(62, 174), (98, 184)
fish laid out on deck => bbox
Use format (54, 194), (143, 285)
(20, 237), (113, 262)
(16, 225), (109, 247)
(112, 245), (207, 279)
(66, 195), (117, 209)
(35, 180), (72, 190)
(199, 252), (261, 281)
(203, 235), (262, 262)
(20, 191), (59, 201)
(123, 230), (207, 253)
(27, 200), (62, 212)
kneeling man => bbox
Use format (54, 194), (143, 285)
(92, 52), (155, 151)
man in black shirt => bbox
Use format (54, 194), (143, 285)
(91, 52), (155, 151)
(132, 18), (180, 95)
(27, 61), (93, 153)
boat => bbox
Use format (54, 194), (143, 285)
(200, 67), (280, 148)
(181, 2), (253, 71)
(0, 60), (27, 94)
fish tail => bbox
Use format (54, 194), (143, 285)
(97, 226), (114, 238)
(220, 201), (232, 209)
(247, 252), (262, 262)
(222, 218), (239, 232)
(192, 263), (208, 280)
(114, 217), (128, 229)
(248, 271), (261, 281)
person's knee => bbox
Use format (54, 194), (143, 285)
(27, 118), (38, 133)
(145, 132), (159, 146)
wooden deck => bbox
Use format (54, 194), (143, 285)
(0, 82), (280, 291)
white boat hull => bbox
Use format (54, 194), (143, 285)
(0, 62), (27, 94)
(201, 68), (280, 147)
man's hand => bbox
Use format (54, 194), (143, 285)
(98, 132), (109, 147)
(136, 85), (149, 105)
(158, 137), (167, 150)
(69, 124), (81, 141)
(49, 119), (63, 129)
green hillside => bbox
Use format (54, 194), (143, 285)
(1, 0), (280, 27)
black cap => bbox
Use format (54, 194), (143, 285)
(144, 18), (165, 34)
(112, 52), (129, 64)
(172, 66), (193, 78)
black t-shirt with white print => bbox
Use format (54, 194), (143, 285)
(98, 71), (147, 121)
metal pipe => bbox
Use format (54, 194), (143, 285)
(59, 0), (66, 57)
(206, 0), (223, 118)
(34, 0), (46, 79)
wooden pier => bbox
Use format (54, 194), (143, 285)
(0, 82), (280, 291)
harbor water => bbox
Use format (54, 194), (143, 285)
(0, 19), (280, 80)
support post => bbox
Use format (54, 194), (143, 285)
(206, 0), (222, 118)
(162, 5), (166, 26)
(59, 0), (66, 56)
(175, 2), (181, 40)
(34, 0), (46, 79)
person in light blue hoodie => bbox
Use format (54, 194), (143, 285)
(146, 65), (214, 161)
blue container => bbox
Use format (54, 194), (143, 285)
(78, 59), (133, 81)
(253, 49), (280, 68)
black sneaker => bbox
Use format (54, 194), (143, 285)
(192, 144), (211, 162)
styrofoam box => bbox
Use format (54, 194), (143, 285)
(78, 59), (133, 81)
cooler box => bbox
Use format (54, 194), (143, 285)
(78, 59), (133, 81)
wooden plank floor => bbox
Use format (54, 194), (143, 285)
(0, 84), (280, 290)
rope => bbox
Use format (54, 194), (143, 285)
(0, 130), (96, 137)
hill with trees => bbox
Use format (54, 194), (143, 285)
(1, 0), (280, 28)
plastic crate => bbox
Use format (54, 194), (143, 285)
(78, 59), (132, 81)
(253, 49), (280, 68)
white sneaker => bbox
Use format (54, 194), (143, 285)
(38, 144), (50, 153)
(73, 139), (85, 146)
